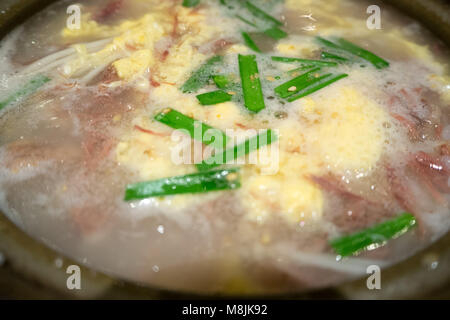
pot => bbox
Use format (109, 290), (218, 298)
(0, 0), (449, 299)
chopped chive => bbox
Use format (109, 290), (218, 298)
(214, 75), (239, 90)
(242, 32), (262, 53)
(154, 108), (229, 147)
(263, 26), (287, 40)
(274, 67), (322, 98)
(238, 54), (266, 113)
(287, 65), (318, 76)
(212, 75), (231, 89)
(316, 36), (343, 50)
(245, 1), (283, 27)
(287, 73), (348, 102)
(284, 73), (332, 98)
(335, 38), (389, 69)
(236, 14), (257, 28)
(125, 168), (241, 201)
(181, 56), (223, 93)
(330, 213), (417, 257)
(196, 90), (232, 105)
(237, 7), (286, 40)
(197, 129), (277, 171)
(0, 74), (51, 111)
(213, 75), (242, 101)
(271, 56), (338, 67)
(321, 51), (349, 62)
(182, 0), (200, 8)
(316, 37), (389, 69)
(316, 37), (363, 63)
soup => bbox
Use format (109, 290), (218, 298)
(0, 0), (449, 295)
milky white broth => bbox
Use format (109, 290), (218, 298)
(0, 0), (449, 294)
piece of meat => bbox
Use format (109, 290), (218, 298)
(414, 151), (449, 174)
(407, 160), (447, 205)
(72, 87), (144, 126)
(309, 175), (373, 204)
(310, 175), (392, 233)
(411, 151), (450, 194)
(4, 140), (80, 171)
(384, 165), (435, 237)
(385, 166), (417, 215)
(96, 64), (121, 85)
(438, 143), (450, 156)
(81, 131), (115, 170)
(387, 87), (444, 142)
(390, 112), (420, 140)
(199, 38), (235, 55)
(93, 0), (124, 22)
(385, 152), (449, 237)
(70, 205), (109, 236)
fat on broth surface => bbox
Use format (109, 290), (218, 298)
(0, 0), (449, 294)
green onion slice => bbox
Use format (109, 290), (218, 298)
(182, 0), (200, 8)
(286, 73), (348, 102)
(236, 6), (287, 40)
(196, 90), (232, 105)
(316, 37), (389, 69)
(242, 32), (262, 53)
(316, 36), (343, 50)
(263, 26), (287, 40)
(271, 56), (338, 67)
(154, 108), (229, 147)
(0, 74), (51, 111)
(238, 54), (265, 113)
(125, 168), (241, 201)
(181, 56), (223, 93)
(197, 129), (277, 171)
(245, 1), (283, 27)
(274, 67), (322, 99)
(287, 65), (319, 76)
(236, 14), (257, 28)
(212, 75), (242, 102)
(336, 38), (389, 69)
(330, 213), (417, 257)
(212, 75), (231, 89)
(321, 51), (349, 62)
